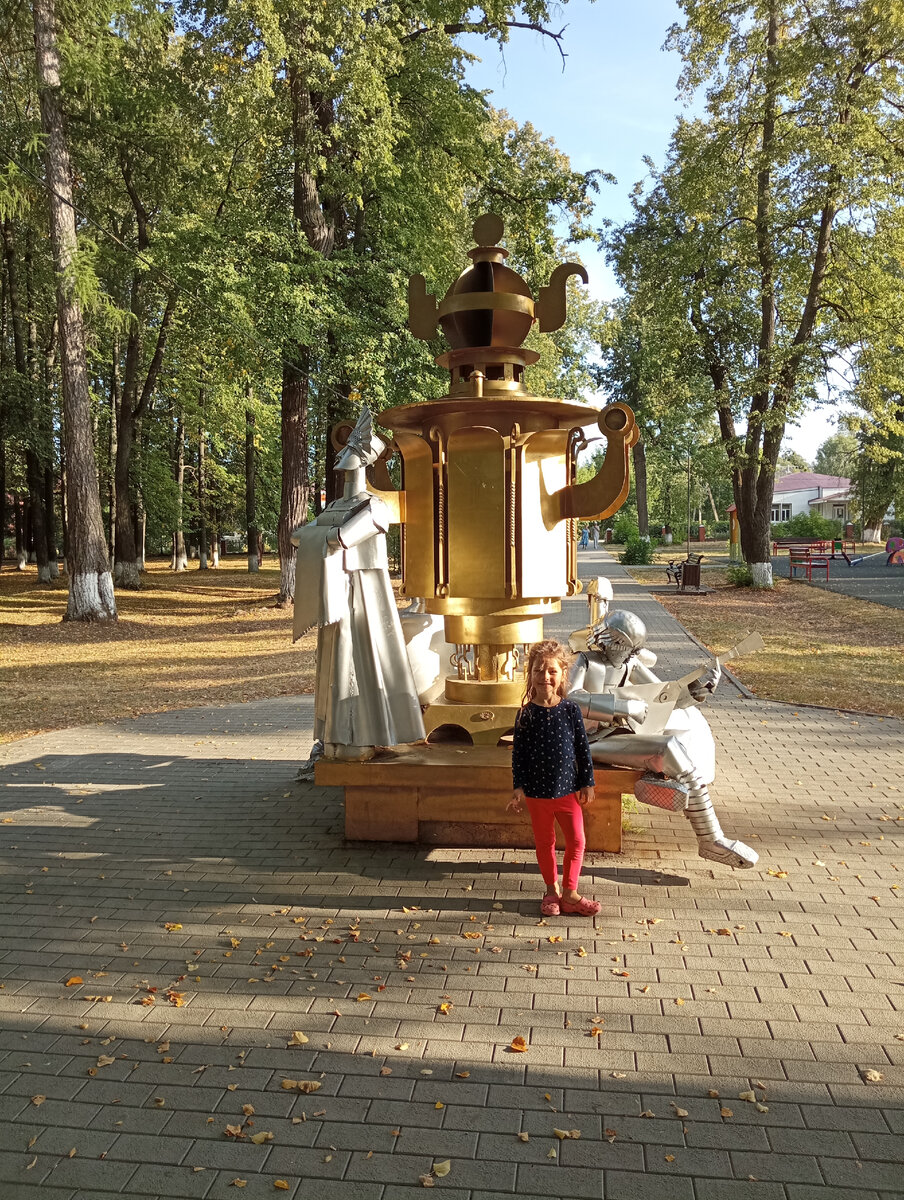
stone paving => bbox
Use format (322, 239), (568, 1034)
(0, 552), (902, 1200)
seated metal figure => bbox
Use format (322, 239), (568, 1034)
(292, 407), (425, 765)
(568, 610), (758, 870)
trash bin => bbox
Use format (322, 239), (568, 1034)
(697, 525), (706, 542)
(605, 528), (613, 544)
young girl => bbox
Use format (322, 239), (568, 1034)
(508, 640), (601, 917)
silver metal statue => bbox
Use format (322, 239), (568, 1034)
(291, 408), (425, 763)
(568, 609), (758, 870)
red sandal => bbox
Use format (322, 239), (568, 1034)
(541, 893), (561, 916)
(559, 896), (601, 917)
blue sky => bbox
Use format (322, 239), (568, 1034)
(460, 2), (841, 461)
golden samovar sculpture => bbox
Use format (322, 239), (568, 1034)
(370, 214), (638, 744)
(315, 214), (640, 849)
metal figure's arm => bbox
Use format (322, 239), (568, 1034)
(331, 503), (382, 550)
(569, 654), (648, 725)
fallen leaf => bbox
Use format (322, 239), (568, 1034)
(720, 1107), (734, 1118)
(553, 1128), (581, 1139)
(639, 1110), (655, 1118)
(509, 1036), (528, 1053)
(708, 1090), (720, 1098)
(604, 1129), (617, 1143)
(65, 976), (83, 987)
(357, 993), (371, 1002)
(380, 1067), (392, 1076)
(250, 1131), (273, 1144)
(767, 870), (788, 879)
(517, 1132), (529, 1142)
(738, 1090), (756, 1103)
(455, 1071), (470, 1078)
(68, 1148), (77, 1158)
(665, 1154), (675, 1162)
(434, 1101), (444, 1110)
(437, 1002), (452, 1015)
(224, 1125), (244, 1139)
(230, 1182), (247, 1189)
(546, 1149), (556, 1158)
(419, 1176), (435, 1188)
(862, 1069), (884, 1083)
(274, 1181), (290, 1190)
(394, 1043), (409, 1051)
(433, 1160), (451, 1177)
(164, 923), (183, 931)
(25, 1156), (37, 1170)
(242, 1104), (255, 1116)
(611, 1072), (627, 1079)
(671, 1104), (688, 1118)
(548, 936), (562, 943)
(755, 1103), (769, 1113)
(31, 1096), (46, 1107)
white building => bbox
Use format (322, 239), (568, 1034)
(770, 473), (851, 523)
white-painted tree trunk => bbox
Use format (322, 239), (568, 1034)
(750, 561), (774, 589)
(16, 551), (26, 570)
(864, 526), (881, 543)
(211, 544), (219, 568)
(279, 555), (296, 605)
(48, 560), (59, 579)
(247, 553), (259, 573)
(66, 568), (116, 622)
(117, 560), (141, 589)
(37, 563), (52, 583)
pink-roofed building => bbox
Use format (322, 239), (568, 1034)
(771, 472), (851, 524)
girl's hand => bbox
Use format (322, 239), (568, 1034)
(577, 785), (595, 807)
(507, 789), (526, 813)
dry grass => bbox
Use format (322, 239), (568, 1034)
(0, 560), (317, 744)
(631, 568), (904, 718)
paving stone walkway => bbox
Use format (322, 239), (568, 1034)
(1, 554), (902, 1200)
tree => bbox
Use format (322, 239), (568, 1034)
(32, 0), (115, 619)
(776, 450), (810, 477)
(608, 0), (904, 585)
(813, 432), (857, 477)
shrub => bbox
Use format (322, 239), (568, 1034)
(611, 513), (639, 544)
(771, 512), (841, 539)
(709, 520), (730, 537)
(726, 565), (754, 587)
(619, 536), (655, 565)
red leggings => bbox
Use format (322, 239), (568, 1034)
(524, 792), (586, 893)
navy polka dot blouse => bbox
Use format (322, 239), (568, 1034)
(512, 699), (596, 800)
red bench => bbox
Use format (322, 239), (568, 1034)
(788, 546), (830, 581)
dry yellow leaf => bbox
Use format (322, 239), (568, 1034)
(433, 1160), (451, 1177)
(720, 1107), (734, 1118)
(357, 993), (371, 1002)
(65, 976), (83, 987)
(455, 1072), (470, 1078)
(767, 869), (788, 879)
(274, 1181), (290, 1190)
(755, 1103), (769, 1113)
(434, 1102), (444, 1110)
(437, 1002), (452, 1014)
(639, 1110), (655, 1118)
(287, 1032), (308, 1046)
(250, 1131), (273, 1144)
(164, 923), (183, 931)
(419, 1175), (435, 1188)
(546, 1149), (556, 1158)
(517, 1132), (529, 1142)
(509, 1036), (528, 1053)
(862, 1069), (884, 1083)
(671, 1104), (688, 1118)
(242, 1104), (255, 1116)
(230, 1183), (246, 1189)
(224, 1124), (244, 1139)
(738, 1090), (756, 1102)
(547, 936), (562, 943)
(708, 1090), (720, 1098)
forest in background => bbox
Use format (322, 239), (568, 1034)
(2, 0), (904, 615)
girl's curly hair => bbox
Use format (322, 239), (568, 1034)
(521, 639), (574, 709)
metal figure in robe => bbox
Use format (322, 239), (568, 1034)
(292, 408), (425, 762)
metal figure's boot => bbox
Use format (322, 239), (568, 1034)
(296, 739), (325, 781)
(635, 772), (688, 812)
(680, 771), (758, 869)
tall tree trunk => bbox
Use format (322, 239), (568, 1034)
(197, 408), (208, 570)
(15, 495), (26, 568)
(33, 0), (115, 619)
(632, 439), (649, 537)
(171, 410), (187, 570)
(44, 464), (57, 578)
(107, 340), (119, 558)
(245, 404), (258, 572)
(0, 436), (5, 569)
(277, 354), (310, 604)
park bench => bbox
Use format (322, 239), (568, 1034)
(772, 536), (855, 562)
(788, 545), (830, 581)
(665, 553), (704, 590)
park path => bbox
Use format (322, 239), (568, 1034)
(0, 553), (901, 1200)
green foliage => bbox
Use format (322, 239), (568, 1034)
(619, 536), (655, 565)
(771, 513), (841, 539)
(813, 433), (857, 477)
(611, 512), (639, 544)
(726, 565), (753, 587)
